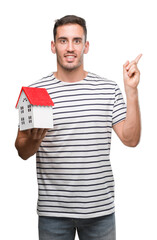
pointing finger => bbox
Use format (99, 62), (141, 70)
(126, 54), (142, 70)
(135, 54), (142, 64)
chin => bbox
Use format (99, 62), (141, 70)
(61, 63), (82, 71)
(58, 58), (82, 71)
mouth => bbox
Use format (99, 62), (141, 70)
(64, 54), (76, 62)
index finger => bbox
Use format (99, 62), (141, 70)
(135, 53), (142, 64)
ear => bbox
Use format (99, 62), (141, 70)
(51, 41), (56, 54)
(84, 41), (89, 54)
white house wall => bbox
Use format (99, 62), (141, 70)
(32, 106), (53, 129)
(18, 91), (33, 130)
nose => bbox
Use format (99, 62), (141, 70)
(67, 41), (74, 52)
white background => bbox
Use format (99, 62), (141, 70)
(0, 0), (157, 239)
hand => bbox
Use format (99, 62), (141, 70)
(123, 54), (142, 94)
(15, 128), (48, 160)
(18, 128), (48, 140)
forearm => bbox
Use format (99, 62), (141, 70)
(113, 54), (142, 147)
(123, 90), (141, 146)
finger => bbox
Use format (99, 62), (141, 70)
(37, 128), (46, 136)
(33, 128), (48, 139)
(17, 129), (31, 138)
(41, 129), (48, 138)
(38, 128), (45, 135)
(123, 61), (130, 76)
(127, 65), (138, 77)
(126, 54), (142, 70)
(134, 53), (142, 64)
(31, 128), (38, 134)
(123, 60), (129, 68)
(126, 60), (136, 71)
(31, 128), (38, 139)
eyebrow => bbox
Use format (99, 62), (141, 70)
(57, 37), (83, 41)
(57, 37), (67, 40)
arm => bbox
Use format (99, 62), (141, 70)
(15, 128), (48, 160)
(113, 54), (142, 147)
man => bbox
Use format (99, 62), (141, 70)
(15, 15), (142, 240)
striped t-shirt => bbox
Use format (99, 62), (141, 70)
(30, 72), (126, 219)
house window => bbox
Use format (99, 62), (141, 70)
(20, 106), (24, 114)
(28, 105), (31, 112)
(28, 116), (32, 124)
(21, 117), (25, 125)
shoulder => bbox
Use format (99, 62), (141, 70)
(28, 72), (55, 88)
(87, 72), (117, 86)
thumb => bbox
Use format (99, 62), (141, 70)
(123, 60), (129, 69)
(123, 60), (129, 75)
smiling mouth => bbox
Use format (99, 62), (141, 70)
(64, 55), (76, 62)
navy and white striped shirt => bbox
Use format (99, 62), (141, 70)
(30, 72), (126, 219)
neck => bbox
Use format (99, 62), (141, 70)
(54, 65), (88, 83)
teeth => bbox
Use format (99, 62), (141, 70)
(65, 56), (75, 58)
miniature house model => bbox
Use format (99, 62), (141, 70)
(16, 87), (54, 131)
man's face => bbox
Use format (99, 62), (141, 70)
(52, 24), (89, 71)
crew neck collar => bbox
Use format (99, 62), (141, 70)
(53, 72), (89, 84)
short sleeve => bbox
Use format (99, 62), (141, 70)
(112, 84), (126, 126)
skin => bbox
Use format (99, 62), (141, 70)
(113, 54), (142, 147)
(15, 23), (142, 160)
(15, 128), (48, 160)
(51, 24), (89, 83)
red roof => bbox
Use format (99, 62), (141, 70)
(15, 87), (54, 108)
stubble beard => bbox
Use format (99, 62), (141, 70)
(56, 52), (83, 72)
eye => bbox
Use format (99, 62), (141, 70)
(74, 39), (81, 44)
(60, 39), (67, 44)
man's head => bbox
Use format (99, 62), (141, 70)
(53, 15), (87, 42)
(51, 15), (89, 72)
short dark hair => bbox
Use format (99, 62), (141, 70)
(53, 15), (87, 42)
